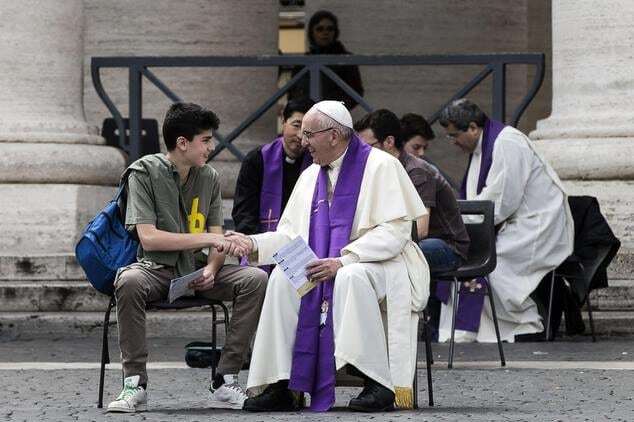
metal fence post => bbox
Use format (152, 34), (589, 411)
(129, 65), (143, 163)
(492, 62), (506, 123)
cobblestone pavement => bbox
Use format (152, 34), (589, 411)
(1, 337), (634, 421)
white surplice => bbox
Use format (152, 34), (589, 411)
(246, 147), (429, 402)
(439, 126), (574, 343)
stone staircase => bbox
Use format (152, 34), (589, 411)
(0, 254), (219, 340)
(1, 248), (632, 340)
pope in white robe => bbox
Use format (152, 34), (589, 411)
(438, 99), (574, 343)
(229, 101), (430, 411)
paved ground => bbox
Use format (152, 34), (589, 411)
(1, 336), (633, 421)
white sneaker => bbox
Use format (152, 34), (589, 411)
(208, 374), (248, 410)
(107, 375), (147, 413)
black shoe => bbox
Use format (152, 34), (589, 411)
(348, 378), (395, 412)
(242, 381), (300, 412)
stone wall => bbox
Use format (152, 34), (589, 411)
(304, 0), (551, 184)
(83, 0), (279, 197)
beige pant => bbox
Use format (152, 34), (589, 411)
(114, 262), (267, 385)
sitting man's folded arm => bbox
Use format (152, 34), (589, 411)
(135, 223), (223, 252)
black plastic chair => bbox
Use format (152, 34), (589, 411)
(544, 245), (613, 342)
(435, 200), (505, 369)
(97, 296), (229, 408)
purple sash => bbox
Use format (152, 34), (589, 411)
(436, 119), (506, 333)
(259, 136), (312, 233)
(288, 134), (371, 411)
(240, 137), (312, 268)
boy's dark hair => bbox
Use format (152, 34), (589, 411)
(162, 103), (220, 151)
(283, 97), (315, 121)
(438, 98), (487, 131)
(354, 109), (404, 149)
(400, 113), (435, 142)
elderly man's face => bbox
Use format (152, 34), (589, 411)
(300, 113), (337, 166)
(444, 122), (480, 153)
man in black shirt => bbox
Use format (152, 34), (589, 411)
(232, 98), (314, 235)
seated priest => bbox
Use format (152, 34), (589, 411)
(222, 101), (430, 412)
(356, 108), (469, 339)
(232, 97), (315, 235)
(436, 98), (574, 343)
(355, 108), (469, 274)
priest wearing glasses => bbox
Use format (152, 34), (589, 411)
(232, 97), (315, 237)
(436, 99), (573, 343)
(223, 101), (430, 412)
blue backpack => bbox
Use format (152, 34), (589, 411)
(75, 183), (138, 295)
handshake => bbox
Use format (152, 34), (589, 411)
(213, 231), (254, 258)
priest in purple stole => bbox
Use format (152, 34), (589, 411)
(228, 101), (430, 412)
(436, 99), (573, 343)
(232, 98), (315, 237)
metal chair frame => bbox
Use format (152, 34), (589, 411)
(97, 295), (229, 408)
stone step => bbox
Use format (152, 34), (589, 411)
(2, 277), (633, 313)
(579, 311), (634, 337)
(1, 309), (632, 341)
(2, 246), (631, 280)
(0, 281), (109, 312)
(588, 279), (634, 310)
(0, 254), (85, 281)
(0, 311), (228, 341)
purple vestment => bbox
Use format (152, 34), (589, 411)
(240, 137), (311, 268)
(436, 119), (506, 333)
(288, 134), (371, 411)
(259, 136), (312, 233)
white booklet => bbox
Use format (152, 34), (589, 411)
(272, 236), (318, 297)
(168, 268), (203, 303)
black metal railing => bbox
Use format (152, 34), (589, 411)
(91, 53), (544, 163)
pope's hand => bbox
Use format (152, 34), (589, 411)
(305, 258), (342, 283)
(220, 231), (254, 257)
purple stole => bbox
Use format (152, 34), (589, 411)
(240, 137), (312, 268)
(288, 135), (371, 411)
(259, 136), (312, 233)
(436, 119), (506, 333)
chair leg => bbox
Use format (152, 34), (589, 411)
(423, 310), (434, 365)
(211, 305), (217, 380)
(423, 309), (434, 366)
(545, 271), (555, 341)
(220, 302), (230, 336)
(422, 310), (434, 407)
(448, 278), (459, 369)
(98, 296), (115, 408)
(413, 316), (420, 410)
(486, 281), (506, 367)
(586, 294), (597, 343)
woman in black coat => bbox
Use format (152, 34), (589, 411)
(289, 10), (364, 109)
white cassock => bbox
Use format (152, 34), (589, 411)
(439, 126), (574, 343)
(246, 147), (429, 405)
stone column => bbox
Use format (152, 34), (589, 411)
(0, 0), (125, 255)
(531, 0), (634, 252)
(83, 0), (279, 199)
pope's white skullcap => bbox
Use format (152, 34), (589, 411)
(310, 100), (353, 129)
